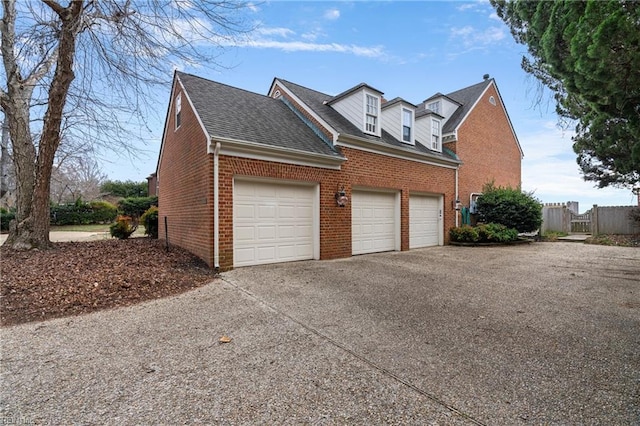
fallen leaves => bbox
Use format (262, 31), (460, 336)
(0, 238), (218, 327)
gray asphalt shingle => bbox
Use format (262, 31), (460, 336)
(277, 79), (458, 162)
(177, 72), (342, 159)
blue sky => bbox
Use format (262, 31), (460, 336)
(102, 0), (638, 210)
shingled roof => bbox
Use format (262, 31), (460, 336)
(275, 78), (459, 163)
(441, 78), (493, 134)
(176, 72), (343, 160)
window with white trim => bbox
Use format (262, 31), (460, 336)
(365, 94), (378, 134)
(427, 101), (440, 114)
(431, 119), (441, 151)
(402, 108), (413, 143)
(175, 92), (182, 130)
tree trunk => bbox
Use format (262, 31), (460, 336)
(2, 0), (83, 250)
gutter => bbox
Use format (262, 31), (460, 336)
(455, 166), (460, 227)
(214, 141), (221, 270)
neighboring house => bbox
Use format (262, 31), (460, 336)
(146, 172), (157, 197)
(156, 72), (522, 270)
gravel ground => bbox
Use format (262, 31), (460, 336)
(1, 243), (638, 425)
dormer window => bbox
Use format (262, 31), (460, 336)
(365, 94), (379, 134)
(427, 101), (440, 114)
(431, 119), (441, 151)
(402, 108), (413, 143)
(175, 92), (182, 130)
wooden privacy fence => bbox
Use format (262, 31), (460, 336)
(542, 203), (639, 235)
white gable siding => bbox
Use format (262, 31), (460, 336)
(440, 98), (459, 124)
(382, 102), (415, 145)
(331, 90), (365, 131)
(415, 115), (430, 148)
(381, 103), (401, 141)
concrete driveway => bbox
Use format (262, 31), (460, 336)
(1, 243), (638, 424)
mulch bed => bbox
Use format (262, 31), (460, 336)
(0, 238), (218, 327)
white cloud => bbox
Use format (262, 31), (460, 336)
(256, 27), (295, 38)
(519, 124), (635, 207)
(236, 38), (385, 58)
(450, 25), (505, 48)
(456, 4), (477, 11)
(218, 26), (387, 59)
(301, 30), (326, 42)
(324, 8), (340, 20)
(489, 12), (501, 21)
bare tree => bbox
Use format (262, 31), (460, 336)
(51, 155), (106, 204)
(0, 117), (14, 205)
(0, 0), (252, 249)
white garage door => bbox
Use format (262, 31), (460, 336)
(234, 180), (316, 267)
(352, 190), (398, 255)
(409, 195), (441, 249)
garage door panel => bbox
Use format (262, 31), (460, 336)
(235, 226), (255, 241)
(234, 180), (316, 267)
(352, 190), (397, 255)
(410, 195), (440, 249)
(235, 204), (255, 219)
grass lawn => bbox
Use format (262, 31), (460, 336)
(51, 224), (111, 232)
(51, 224), (147, 237)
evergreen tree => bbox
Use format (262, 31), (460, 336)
(492, 0), (640, 188)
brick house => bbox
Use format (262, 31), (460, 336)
(156, 72), (522, 270)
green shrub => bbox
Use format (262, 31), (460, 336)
(476, 182), (542, 233)
(0, 208), (15, 232)
(50, 200), (118, 225)
(109, 215), (137, 239)
(101, 180), (148, 198)
(51, 203), (91, 225)
(140, 206), (159, 239)
(449, 225), (480, 242)
(476, 223), (519, 242)
(118, 196), (158, 219)
(450, 223), (519, 243)
(89, 200), (118, 223)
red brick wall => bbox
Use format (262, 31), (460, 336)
(159, 79), (457, 270)
(216, 147), (456, 270)
(455, 84), (522, 207)
(157, 82), (215, 267)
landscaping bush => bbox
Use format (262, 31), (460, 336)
(449, 225), (480, 242)
(89, 200), (118, 223)
(118, 196), (158, 219)
(450, 223), (519, 243)
(50, 201), (91, 225)
(140, 206), (159, 239)
(50, 200), (118, 225)
(476, 223), (519, 242)
(109, 215), (137, 239)
(0, 208), (15, 232)
(475, 182), (542, 233)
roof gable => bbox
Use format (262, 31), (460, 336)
(440, 78), (523, 157)
(176, 72), (342, 159)
(274, 78), (459, 165)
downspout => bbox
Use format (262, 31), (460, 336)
(455, 165), (460, 227)
(214, 141), (221, 271)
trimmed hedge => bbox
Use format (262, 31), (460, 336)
(50, 201), (118, 226)
(449, 223), (519, 243)
(118, 196), (158, 219)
